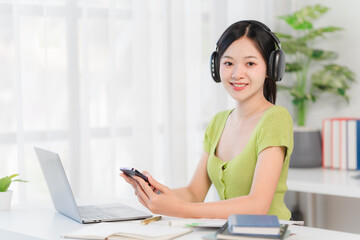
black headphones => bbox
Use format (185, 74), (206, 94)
(210, 20), (285, 83)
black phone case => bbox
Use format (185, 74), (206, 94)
(120, 168), (150, 185)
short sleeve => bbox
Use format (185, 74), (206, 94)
(257, 107), (294, 159)
(203, 116), (216, 154)
(203, 109), (233, 154)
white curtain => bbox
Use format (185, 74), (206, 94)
(0, 0), (274, 204)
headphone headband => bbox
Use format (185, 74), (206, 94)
(215, 20), (281, 51)
(210, 20), (285, 83)
(245, 20), (282, 49)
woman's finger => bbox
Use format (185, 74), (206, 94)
(136, 193), (149, 209)
(120, 173), (152, 212)
(147, 174), (168, 194)
(132, 185), (147, 208)
(120, 173), (137, 188)
(134, 176), (156, 198)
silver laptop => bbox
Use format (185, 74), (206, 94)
(34, 147), (152, 224)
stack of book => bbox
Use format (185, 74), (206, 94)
(208, 215), (288, 240)
(322, 118), (360, 170)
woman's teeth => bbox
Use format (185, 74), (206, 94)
(233, 83), (247, 87)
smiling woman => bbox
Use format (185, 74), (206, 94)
(121, 20), (294, 220)
(2, 0), (360, 234)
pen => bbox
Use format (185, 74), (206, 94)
(141, 216), (162, 225)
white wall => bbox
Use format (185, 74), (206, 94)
(224, 0), (360, 234)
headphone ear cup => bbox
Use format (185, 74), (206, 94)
(269, 49), (285, 81)
(268, 50), (275, 80)
(210, 51), (221, 83)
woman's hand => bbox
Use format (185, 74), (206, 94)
(121, 172), (188, 217)
(120, 173), (150, 207)
(119, 172), (138, 190)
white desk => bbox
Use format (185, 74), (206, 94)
(287, 168), (360, 228)
(1, 204), (360, 240)
(287, 168), (360, 198)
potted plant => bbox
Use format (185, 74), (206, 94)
(276, 5), (356, 167)
(0, 174), (27, 210)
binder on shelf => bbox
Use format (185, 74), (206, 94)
(357, 120), (360, 170)
(322, 117), (360, 171)
(347, 120), (358, 170)
(331, 119), (340, 169)
(340, 119), (348, 170)
(322, 118), (332, 168)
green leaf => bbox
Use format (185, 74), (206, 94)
(311, 64), (356, 100)
(0, 174), (28, 191)
(278, 5), (329, 30)
(273, 32), (292, 39)
(288, 88), (316, 106)
(12, 179), (28, 183)
(9, 174), (19, 179)
(311, 49), (338, 60)
(292, 99), (300, 105)
(0, 177), (11, 192)
(300, 26), (343, 41)
(324, 64), (356, 81)
(285, 62), (302, 72)
(311, 95), (317, 102)
(337, 88), (345, 96)
(301, 4), (329, 19)
(281, 40), (310, 55)
(305, 93), (315, 101)
(279, 15), (313, 30)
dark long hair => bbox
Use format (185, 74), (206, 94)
(216, 20), (277, 104)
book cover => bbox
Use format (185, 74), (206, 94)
(322, 118), (332, 168)
(357, 120), (360, 170)
(227, 215), (280, 236)
(331, 119), (340, 169)
(340, 119), (348, 170)
(347, 120), (358, 170)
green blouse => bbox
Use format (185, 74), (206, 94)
(203, 105), (293, 220)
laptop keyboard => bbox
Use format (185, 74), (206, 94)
(77, 203), (149, 221)
(78, 205), (122, 220)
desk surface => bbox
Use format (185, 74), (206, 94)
(1, 204), (360, 240)
(287, 168), (360, 198)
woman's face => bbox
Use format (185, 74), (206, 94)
(219, 37), (267, 103)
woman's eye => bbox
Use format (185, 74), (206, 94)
(247, 62), (255, 66)
(224, 62), (233, 66)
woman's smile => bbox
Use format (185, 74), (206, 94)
(231, 82), (249, 91)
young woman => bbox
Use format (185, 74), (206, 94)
(120, 20), (293, 220)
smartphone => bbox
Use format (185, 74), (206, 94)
(120, 167), (150, 185)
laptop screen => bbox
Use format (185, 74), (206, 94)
(34, 147), (82, 222)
